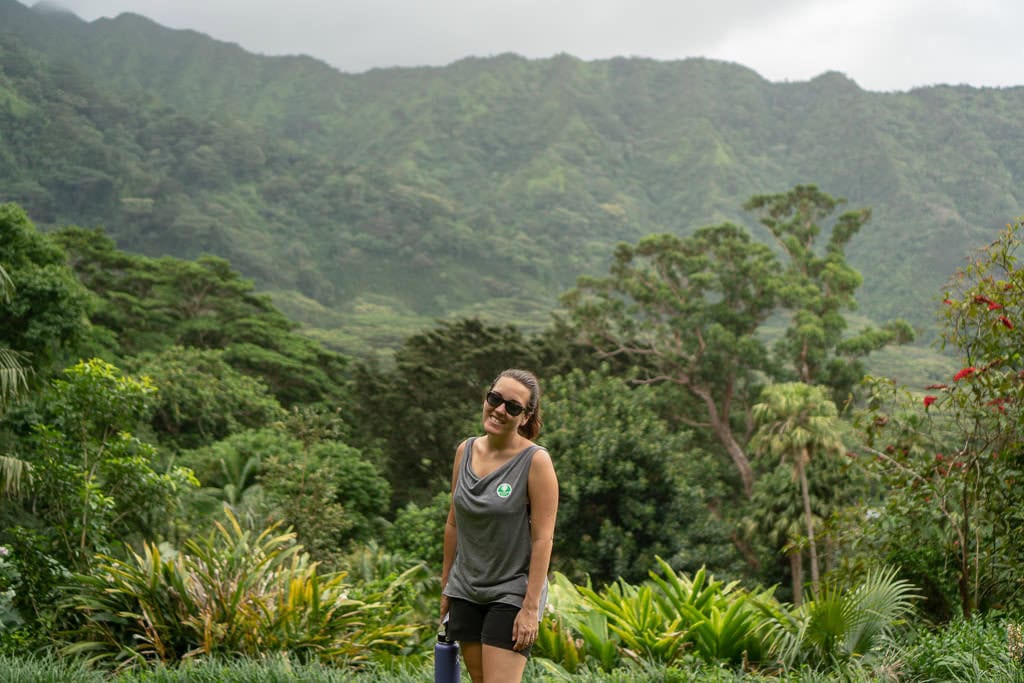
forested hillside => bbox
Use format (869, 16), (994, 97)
(2, 0), (1023, 355)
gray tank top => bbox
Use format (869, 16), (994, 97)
(444, 437), (544, 607)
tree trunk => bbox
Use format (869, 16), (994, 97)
(798, 449), (820, 596)
(691, 382), (754, 497)
(707, 411), (753, 497)
(790, 551), (804, 607)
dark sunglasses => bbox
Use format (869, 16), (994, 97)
(485, 391), (527, 417)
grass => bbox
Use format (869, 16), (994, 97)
(3, 623), (1023, 683)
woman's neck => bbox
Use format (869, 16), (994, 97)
(483, 431), (523, 454)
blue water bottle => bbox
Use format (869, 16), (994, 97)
(435, 619), (460, 683)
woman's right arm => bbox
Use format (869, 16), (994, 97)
(440, 439), (466, 619)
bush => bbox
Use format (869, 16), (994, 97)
(62, 510), (417, 671)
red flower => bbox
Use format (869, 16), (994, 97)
(1000, 315), (1013, 329)
(923, 395), (937, 407)
(989, 302), (1004, 310)
(987, 398), (1008, 414)
(953, 367), (977, 381)
(926, 383), (949, 390)
(974, 295), (995, 306)
(935, 453), (944, 461)
(943, 298), (954, 305)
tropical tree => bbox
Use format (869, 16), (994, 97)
(563, 223), (781, 498)
(176, 427), (293, 529)
(12, 360), (195, 571)
(259, 438), (391, 565)
(745, 185), (913, 398)
(542, 369), (735, 585)
(0, 204), (89, 377)
(130, 345), (285, 451)
(349, 317), (540, 507)
(0, 359), (196, 627)
(750, 382), (845, 601)
(54, 226), (352, 406)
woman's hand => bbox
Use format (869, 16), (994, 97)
(512, 605), (539, 651)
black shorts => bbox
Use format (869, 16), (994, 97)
(446, 597), (532, 657)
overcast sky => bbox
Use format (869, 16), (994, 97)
(33, 0), (1024, 92)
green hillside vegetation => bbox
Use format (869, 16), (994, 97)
(2, 199), (1022, 678)
(1, 0), (1022, 363)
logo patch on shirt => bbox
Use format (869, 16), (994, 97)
(496, 482), (513, 498)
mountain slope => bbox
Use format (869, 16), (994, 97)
(2, 0), (1022, 353)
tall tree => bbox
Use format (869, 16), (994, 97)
(129, 345), (284, 451)
(563, 223), (781, 497)
(0, 204), (90, 377)
(349, 317), (540, 507)
(54, 226), (351, 406)
(744, 185), (913, 398)
(750, 382), (844, 602)
(542, 369), (736, 585)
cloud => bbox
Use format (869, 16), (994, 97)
(37, 0), (1024, 90)
(705, 0), (1024, 90)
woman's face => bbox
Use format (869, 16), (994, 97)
(482, 376), (531, 437)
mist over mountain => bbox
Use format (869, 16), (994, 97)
(2, 0), (1022, 355)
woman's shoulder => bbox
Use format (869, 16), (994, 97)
(454, 436), (483, 462)
(528, 442), (553, 466)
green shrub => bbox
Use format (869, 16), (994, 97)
(763, 566), (917, 672)
(62, 510), (417, 671)
(538, 558), (781, 672)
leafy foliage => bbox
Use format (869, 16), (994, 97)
(0, 359), (196, 631)
(543, 369), (733, 585)
(0, 203), (89, 377)
(259, 439), (391, 562)
(545, 558), (779, 670)
(63, 510), (418, 671)
(383, 490), (450, 569)
(763, 566), (917, 672)
(8, 360), (194, 570)
(899, 616), (1024, 682)
(53, 227), (351, 406)
(131, 346), (285, 451)
(854, 220), (1024, 618)
(349, 317), (540, 506)
(177, 427), (390, 564)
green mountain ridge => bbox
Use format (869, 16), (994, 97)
(1, 0), (1022, 357)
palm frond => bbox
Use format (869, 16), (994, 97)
(0, 348), (32, 406)
(0, 454), (32, 497)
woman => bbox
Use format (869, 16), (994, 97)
(440, 368), (559, 683)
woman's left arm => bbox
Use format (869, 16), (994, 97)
(512, 448), (558, 649)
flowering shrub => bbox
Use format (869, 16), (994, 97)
(857, 220), (1024, 618)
